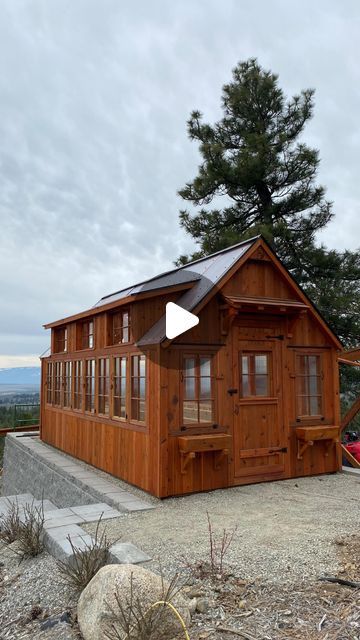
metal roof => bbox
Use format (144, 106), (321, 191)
(137, 237), (257, 345)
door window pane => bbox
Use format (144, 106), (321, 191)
(240, 353), (269, 397)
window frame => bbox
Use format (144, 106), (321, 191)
(130, 354), (146, 424)
(294, 351), (324, 420)
(73, 359), (83, 412)
(77, 320), (95, 351)
(85, 358), (96, 414)
(181, 353), (215, 427)
(108, 309), (131, 346)
(46, 361), (53, 405)
(113, 355), (128, 421)
(63, 361), (72, 409)
(53, 361), (63, 406)
(53, 327), (67, 354)
(98, 357), (110, 416)
(239, 350), (272, 399)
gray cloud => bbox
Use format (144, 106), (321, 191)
(0, 0), (359, 363)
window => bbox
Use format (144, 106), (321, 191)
(54, 362), (62, 405)
(114, 356), (127, 419)
(85, 359), (95, 413)
(240, 353), (270, 397)
(46, 362), (53, 404)
(296, 354), (322, 417)
(182, 355), (214, 424)
(131, 355), (146, 422)
(54, 327), (67, 353)
(98, 358), (110, 415)
(111, 309), (130, 344)
(63, 362), (72, 408)
(79, 320), (94, 350)
(73, 360), (83, 410)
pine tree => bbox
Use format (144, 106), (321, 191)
(178, 58), (360, 347)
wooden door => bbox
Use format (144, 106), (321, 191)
(232, 323), (287, 482)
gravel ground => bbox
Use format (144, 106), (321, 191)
(83, 472), (360, 584)
(1, 472), (360, 639)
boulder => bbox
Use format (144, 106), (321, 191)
(77, 563), (191, 640)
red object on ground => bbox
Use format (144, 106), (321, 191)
(345, 442), (360, 462)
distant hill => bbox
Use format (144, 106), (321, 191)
(0, 367), (41, 385)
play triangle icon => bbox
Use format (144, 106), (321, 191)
(165, 302), (199, 339)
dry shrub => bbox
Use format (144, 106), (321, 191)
(185, 512), (237, 581)
(57, 515), (114, 594)
(104, 569), (187, 640)
(0, 499), (21, 544)
(17, 500), (45, 559)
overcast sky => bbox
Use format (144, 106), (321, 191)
(0, 0), (359, 368)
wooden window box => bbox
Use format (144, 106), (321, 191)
(178, 433), (231, 473)
(295, 425), (339, 460)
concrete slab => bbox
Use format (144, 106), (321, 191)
(70, 503), (122, 522)
(109, 542), (151, 565)
(342, 466), (360, 477)
(44, 514), (86, 528)
(44, 523), (86, 540)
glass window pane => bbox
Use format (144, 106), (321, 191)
(255, 355), (267, 374)
(309, 396), (321, 415)
(309, 375), (319, 395)
(242, 374), (250, 397)
(242, 356), (249, 374)
(255, 374), (268, 396)
(139, 356), (146, 377)
(121, 358), (126, 376)
(200, 357), (211, 376)
(185, 377), (195, 400)
(308, 356), (318, 376)
(184, 358), (195, 376)
(199, 401), (212, 423)
(200, 376), (211, 399)
(183, 401), (198, 424)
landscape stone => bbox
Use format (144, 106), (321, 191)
(77, 564), (191, 640)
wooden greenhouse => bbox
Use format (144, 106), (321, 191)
(40, 236), (343, 497)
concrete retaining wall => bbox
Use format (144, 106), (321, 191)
(3, 433), (96, 507)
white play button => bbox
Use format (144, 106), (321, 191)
(165, 302), (199, 339)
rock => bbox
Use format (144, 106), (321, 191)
(78, 563), (191, 640)
(188, 598), (197, 614)
(40, 618), (59, 630)
(196, 597), (210, 614)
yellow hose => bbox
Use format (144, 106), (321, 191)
(149, 600), (191, 640)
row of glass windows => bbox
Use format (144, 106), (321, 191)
(53, 309), (131, 354)
(46, 354), (146, 423)
(239, 351), (323, 417)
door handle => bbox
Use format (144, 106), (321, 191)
(227, 388), (238, 396)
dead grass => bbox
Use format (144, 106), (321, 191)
(0, 499), (21, 544)
(104, 568), (187, 640)
(56, 515), (114, 594)
(16, 500), (45, 559)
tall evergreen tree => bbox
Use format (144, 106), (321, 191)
(178, 59), (360, 347)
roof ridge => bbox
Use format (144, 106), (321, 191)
(97, 235), (260, 304)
